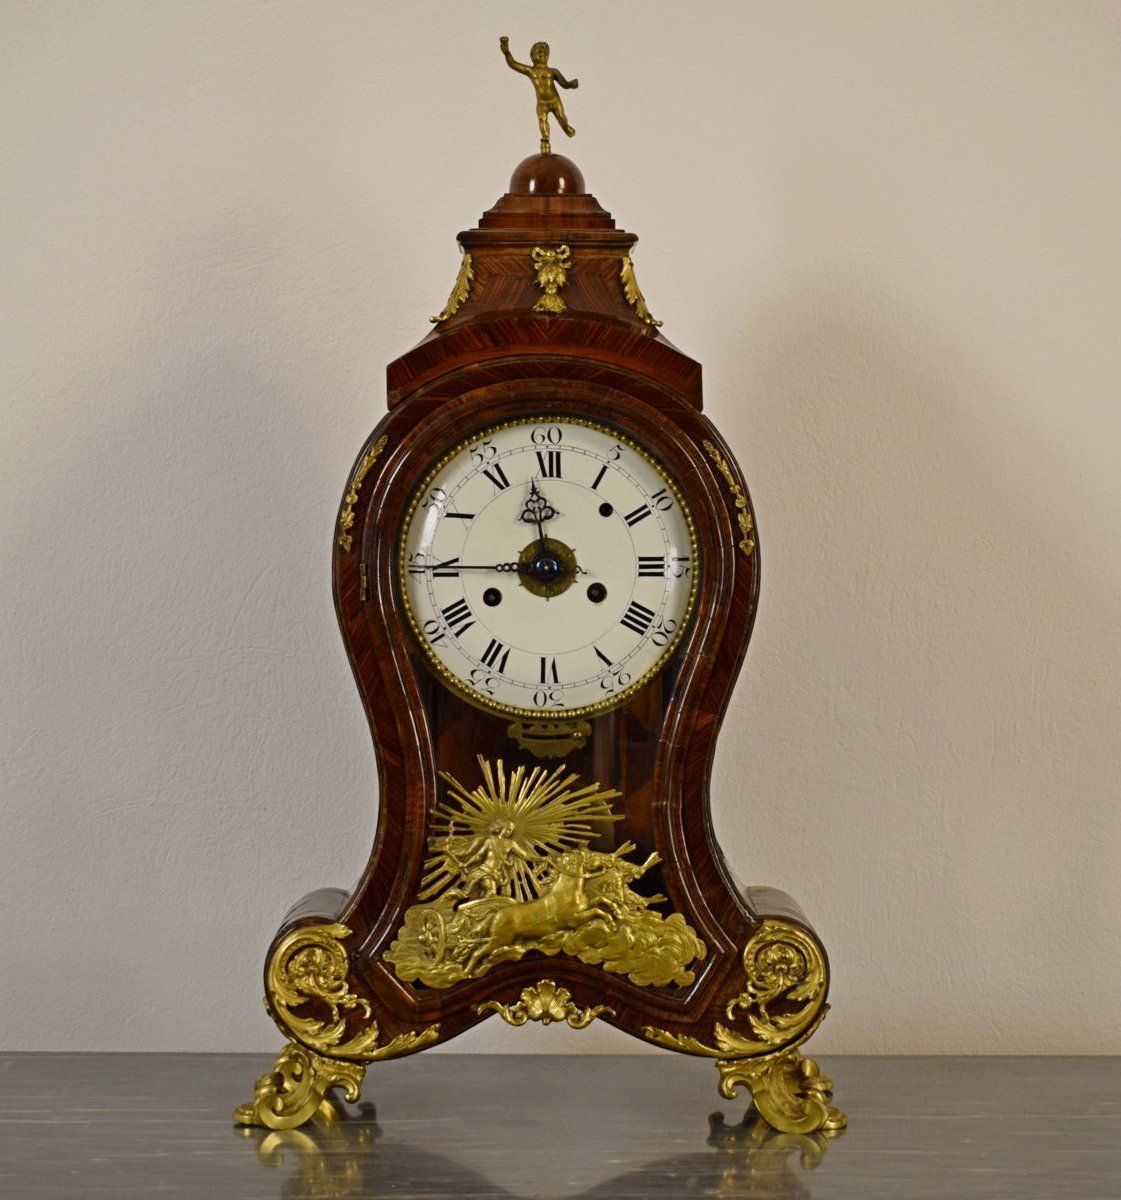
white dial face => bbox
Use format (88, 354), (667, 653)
(400, 417), (697, 719)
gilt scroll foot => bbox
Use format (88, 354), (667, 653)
(716, 1046), (846, 1135)
(233, 1041), (366, 1131)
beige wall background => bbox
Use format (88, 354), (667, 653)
(3, 1), (1119, 1055)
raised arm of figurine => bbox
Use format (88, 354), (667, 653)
(499, 36), (530, 76)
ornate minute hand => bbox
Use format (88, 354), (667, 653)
(407, 557), (523, 575)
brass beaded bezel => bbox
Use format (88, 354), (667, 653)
(397, 415), (699, 720)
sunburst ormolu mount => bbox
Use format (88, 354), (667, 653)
(236, 38), (845, 1136)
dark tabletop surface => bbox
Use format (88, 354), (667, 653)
(0, 1052), (1118, 1199)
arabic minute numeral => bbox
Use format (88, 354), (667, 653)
(650, 487), (673, 512)
(650, 616), (678, 647)
(669, 555), (691, 579)
(468, 667), (499, 697)
(422, 618), (446, 646)
(468, 438), (497, 465)
(533, 686), (564, 709)
(531, 425), (563, 445)
(600, 664), (632, 694)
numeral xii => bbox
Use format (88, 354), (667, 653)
(535, 449), (562, 478)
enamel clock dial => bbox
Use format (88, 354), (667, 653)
(400, 416), (697, 717)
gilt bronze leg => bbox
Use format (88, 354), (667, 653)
(234, 1041), (366, 1131)
(717, 1045), (846, 1135)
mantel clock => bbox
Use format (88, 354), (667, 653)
(236, 39), (845, 1136)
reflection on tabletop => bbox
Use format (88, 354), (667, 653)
(235, 1099), (841, 1200)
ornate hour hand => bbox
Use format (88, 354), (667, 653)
(520, 480), (558, 550)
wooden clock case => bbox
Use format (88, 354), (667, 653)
(235, 153), (845, 1136)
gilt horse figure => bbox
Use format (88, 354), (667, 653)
(463, 843), (659, 975)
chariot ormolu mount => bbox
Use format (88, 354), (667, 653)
(236, 39), (845, 1137)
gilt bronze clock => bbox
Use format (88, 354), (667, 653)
(236, 39), (845, 1136)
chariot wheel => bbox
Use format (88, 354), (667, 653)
(417, 909), (446, 964)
